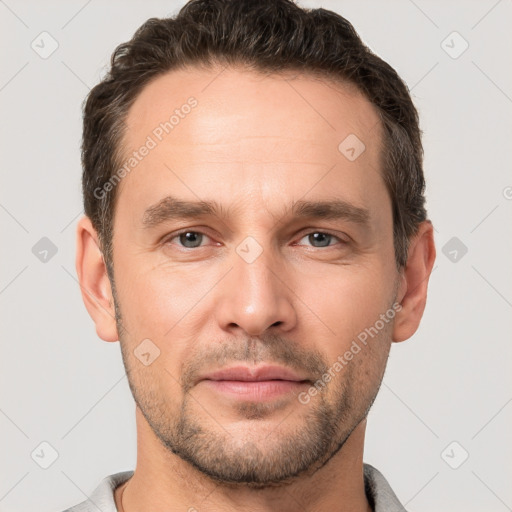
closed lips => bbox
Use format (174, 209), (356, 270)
(200, 365), (310, 383)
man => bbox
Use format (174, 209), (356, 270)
(66, 0), (436, 510)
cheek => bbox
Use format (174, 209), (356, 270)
(115, 260), (215, 345)
(299, 263), (394, 360)
(116, 266), (198, 396)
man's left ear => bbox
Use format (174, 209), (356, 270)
(392, 220), (436, 343)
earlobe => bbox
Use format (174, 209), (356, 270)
(392, 221), (436, 343)
(75, 216), (119, 342)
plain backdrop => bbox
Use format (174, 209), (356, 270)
(1, 1), (511, 511)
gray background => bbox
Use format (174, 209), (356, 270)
(1, 0), (511, 511)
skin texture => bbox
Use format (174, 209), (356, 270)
(76, 65), (436, 512)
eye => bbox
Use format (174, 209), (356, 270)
(165, 230), (212, 249)
(296, 231), (347, 248)
(162, 229), (347, 250)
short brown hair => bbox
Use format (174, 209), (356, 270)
(82, 0), (428, 273)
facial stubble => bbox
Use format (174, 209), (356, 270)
(111, 276), (394, 488)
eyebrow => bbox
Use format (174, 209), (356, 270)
(141, 195), (371, 229)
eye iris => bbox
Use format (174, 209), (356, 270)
(179, 232), (202, 248)
(309, 232), (332, 247)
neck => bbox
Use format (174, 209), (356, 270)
(115, 406), (372, 512)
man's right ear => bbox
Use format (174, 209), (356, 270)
(75, 216), (119, 342)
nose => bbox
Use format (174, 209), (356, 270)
(214, 242), (297, 336)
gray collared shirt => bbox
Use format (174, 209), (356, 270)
(61, 463), (407, 511)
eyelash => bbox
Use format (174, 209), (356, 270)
(163, 229), (348, 249)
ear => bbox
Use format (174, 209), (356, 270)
(75, 216), (119, 342)
(392, 220), (436, 343)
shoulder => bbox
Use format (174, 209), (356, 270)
(57, 471), (134, 512)
(363, 463), (408, 512)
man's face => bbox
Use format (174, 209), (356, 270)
(110, 66), (400, 486)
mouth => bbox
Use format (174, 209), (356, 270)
(198, 365), (311, 401)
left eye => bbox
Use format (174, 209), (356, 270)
(167, 231), (211, 249)
(296, 232), (345, 248)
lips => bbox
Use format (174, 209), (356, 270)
(198, 365), (310, 401)
(201, 365), (309, 383)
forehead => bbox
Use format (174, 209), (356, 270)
(117, 65), (387, 225)
(124, 65), (382, 152)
